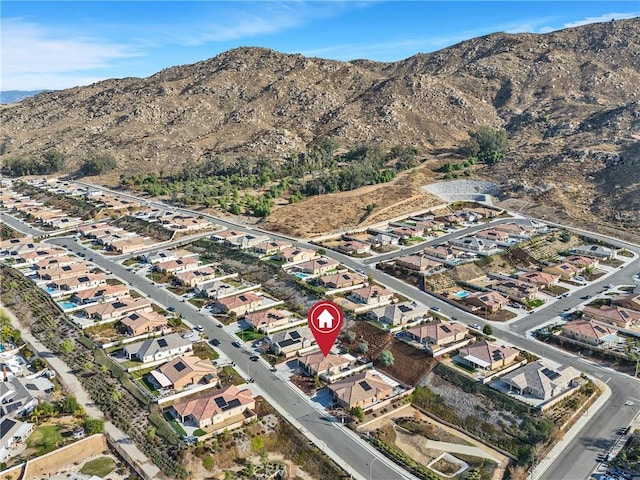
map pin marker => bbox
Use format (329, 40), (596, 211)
(308, 300), (344, 357)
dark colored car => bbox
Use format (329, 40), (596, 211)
(209, 339), (220, 346)
(232, 341), (242, 348)
(167, 307), (176, 312)
(249, 355), (259, 361)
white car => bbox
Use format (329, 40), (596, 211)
(470, 323), (481, 330)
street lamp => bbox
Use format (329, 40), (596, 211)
(369, 456), (379, 480)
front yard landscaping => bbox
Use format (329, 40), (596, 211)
(80, 456), (117, 477)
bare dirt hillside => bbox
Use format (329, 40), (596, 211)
(1, 18), (639, 234)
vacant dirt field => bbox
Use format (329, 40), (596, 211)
(261, 165), (443, 238)
(344, 321), (436, 386)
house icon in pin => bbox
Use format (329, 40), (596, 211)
(317, 309), (334, 329)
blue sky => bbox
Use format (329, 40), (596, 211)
(2, 1), (638, 91)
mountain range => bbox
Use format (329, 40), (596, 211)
(0, 18), (638, 235)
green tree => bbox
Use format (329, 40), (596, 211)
(202, 455), (215, 471)
(378, 350), (395, 367)
(60, 394), (80, 414)
(84, 418), (105, 435)
(345, 330), (356, 342)
(357, 342), (369, 354)
(147, 427), (157, 440)
(60, 339), (75, 353)
(350, 406), (365, 422)
(81, 153), (117, 176)
(483, 325), (493, 336)
(251, 435), (264, 452)
(461, 127), (508, 164)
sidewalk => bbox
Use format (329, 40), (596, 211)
(530, 380), (612, 480)
(1, 303), (161, 480)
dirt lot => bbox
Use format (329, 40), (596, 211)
(361, 405), (509, 480)
(343, 321), (437, 386)
(261, 165), (443, 238)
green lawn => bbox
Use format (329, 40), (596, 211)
(189, 297), (206, 308)
(81, 457), (116, 477)
(26, 425), (63, 455)
(451, 361), (477, 373)
(236, 329), (265, 342)
(527, 299), (545, 309)
(136, 376), (160, 397)
(122, 257), (140, 267)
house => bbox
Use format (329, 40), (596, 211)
(225, 234), (271, 250)
(252, 240), (292, 256)
(124, 333), (192, 363)
(612, 293), (640, 312)
(77, 223), (112, 238)
(415, 219), (445, 233)
(0, 418), (33, 462)
(349, 286), (395, 306)
(499, 361), (581, 401)
(155, 256), (199, 274)
(463, 291), (508, 313)
(37, 263), (92, 281)
(72, 283), (130, 305)
(582, 305), (640, 329)
(149, 355), (218, 391)
(561, 320), (621, 347)
(52, 273), (106, 292)
(318, 271), (367, 289)
(0, 377), (54, 418)
(406, 321), (468, 348)
(516, 271), (560, 289)
(120, 310), (171, 336)
(297, 352), (352, 378)
(267, 326), (315, 357)
(476, 229), (510, 243)
(434, 214), (464, 227)
(292, 257), (340, 276)
(336, 240), (371, 255)
(195, 279), (241, 299)
(456, 340), (520, 371)
(173, 266), (217, 288)
(368, 301), (429, 326)
(141, 250), (177, 264)
(110, 236), (148, 254)
(243, 308), (294, 333)
(34, 255), (78, 271)
(571, 244), (616, 260)
(162, 215), (212, 232)
(542, 262), (581, 280)
(274, 247), (318, 264)
(449, 237), (498, 255)
(490, 279), (539, 303)
(395, 254), (444, 273)
(18, 247), (68, 264)
(494, 222), (533, 239)
(83, 298), (152, 322)
(564, 255), (599, 270)
(171, 385), (255, 431)
(370, 233), (400, 247)
(422, 245), (460, 261)
(328, 370), (394, 410)
(216, 292), (263, 316)
(391, 226), (420, 239)
(210, 229), (244, 243)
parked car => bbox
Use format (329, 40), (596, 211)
(269, 365), (277, 372)
(580, 295), (591, 300)
(470, 323), (481, 330)
(431, 306), (440, 312)
(167, 307), (176, 312)
(194, 325), (204, 332)
(209, 339), (220, 346)
(249, 355), (259, 361)
(232, 341), (242, 348)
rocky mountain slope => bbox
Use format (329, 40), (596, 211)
(1, 18), (639, 232)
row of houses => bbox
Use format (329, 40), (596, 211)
(0, 185), (83, 230)
(77, 221), (151, 254)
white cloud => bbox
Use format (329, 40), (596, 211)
(562, 12), (638, 28)
(0, 18), (139, 90)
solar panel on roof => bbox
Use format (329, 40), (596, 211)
(215, 397), (227, 408)
(174, 362), (186, 372)
(113, 302), (126, 308)
(290, 331), (301, 339)
(441, 325), (451, 333)
(399, 305), (411, 313)
(157, 339), (168, 348)
(359, 381), (372, 392)
(541, 367), (560, 380)
(227, 399), (241, 409)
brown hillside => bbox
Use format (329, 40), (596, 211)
(1, 18), (639, 234)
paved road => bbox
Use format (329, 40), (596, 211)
(22, 182), (640, 479)
(0, 210), (45, 236)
